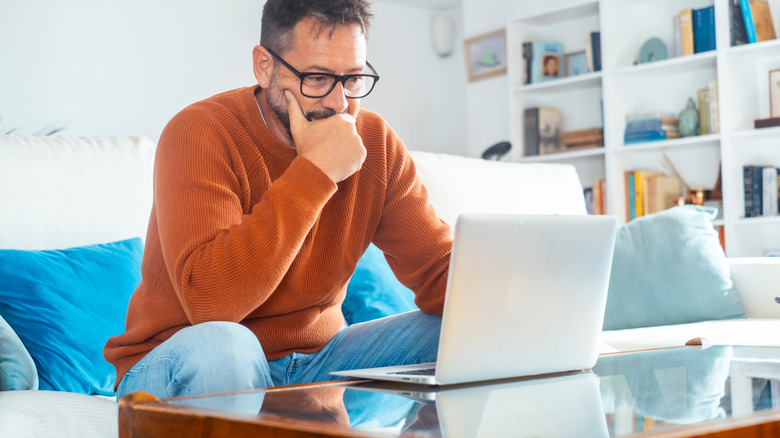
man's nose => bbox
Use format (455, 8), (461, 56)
(321, 81), (349, 113)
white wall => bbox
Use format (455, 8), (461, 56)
(0, 0), (467, 155)
(0, 0), (261, 139)
(368, 2), (467, 154)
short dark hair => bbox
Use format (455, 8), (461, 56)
(260, 0), (373, 55)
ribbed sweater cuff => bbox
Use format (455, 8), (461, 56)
(281, 156), (338, 209)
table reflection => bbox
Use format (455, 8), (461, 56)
(161, 346), (780, 437)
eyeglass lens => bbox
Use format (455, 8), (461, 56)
(301, 74), (376, 99)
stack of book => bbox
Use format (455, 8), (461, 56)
(697, 77), (720, 134)
(674, 6), (716, 57)
(624, 171), (684, 221)
(743, 165), (780, 218)
(624, 114), (680, 144)
(732, 0), (777, 45)
(583, 179), (606, 215)
(561, 128), (603, 150)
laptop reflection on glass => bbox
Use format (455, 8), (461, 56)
(331, 213), (618, 386)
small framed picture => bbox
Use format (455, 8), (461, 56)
(464, 29), (507, 82)
(771, 69), (780, 118)
(565, 51), (589, 77)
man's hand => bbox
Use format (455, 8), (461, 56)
(285, 90), (366, 183)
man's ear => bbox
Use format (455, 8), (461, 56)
(252, 45), (273, 88)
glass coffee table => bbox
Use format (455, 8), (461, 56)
(119, 345), (780, 437)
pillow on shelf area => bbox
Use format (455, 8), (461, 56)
(0, 313), (38, 390)
(603, 206), (746, 331)
(343, 244), (418, 325)
(0, 238), (143, 395)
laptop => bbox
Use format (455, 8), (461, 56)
(331, 213), (618, 385)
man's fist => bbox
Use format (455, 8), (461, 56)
(285, 90), (366, 183)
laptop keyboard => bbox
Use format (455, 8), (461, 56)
(395, 368), (436, 376)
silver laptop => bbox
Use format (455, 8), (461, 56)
(331, 213), (618, 385)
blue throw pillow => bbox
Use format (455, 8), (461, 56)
(603, 206), (745, 330)
(0, 313), (38, 390)
(0, 238), (143, 395)
(343, 244), (418, 325)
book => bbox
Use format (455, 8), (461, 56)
(625, 171), (636, 221)
(763, 166), (779, 216)
(693, 5), (716, 53)
(561, 128), (603, 148)
(584, 35), (594, 72)
(645, 173), (683, 215)
(625, 117), (679, 131)
(584, 187), (594, 214)
(744, 165), (763, 217)
(522, 42), (532, 85)
(625, 112), (677, 121)
(537, 107), (563, 155)
(755, 117), (780, 128)
(624, 129), (680, 144)
(680, 9), (695, 56)
(593, 178), (605, 215)
(589, 32), (602, 72)
(530, 41), (564, 84)
(524, 107), (563, 156)
(730, 0), (749, 46)
(741, 0), (778, 43)
(698, 88), (710, 135)
(708, 77), (720, 134)
(672, 15), (683, 57)
(523, 107), (540, 156)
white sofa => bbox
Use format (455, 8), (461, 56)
(1, 135), (779, 437)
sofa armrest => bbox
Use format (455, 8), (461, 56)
(728, 257), (780, 318)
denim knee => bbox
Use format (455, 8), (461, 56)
(172, 321), (271, 390)
(119, 321), (273, 399)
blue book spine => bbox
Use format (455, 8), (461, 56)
(744, 166), (754, 217)
(624, 130), (668, 144)
(627, 172), (636, 221)
(751, 165), (763, 217)
(694, 7), (705, 53)
(740, 0), (757, 43)
(703, 5), (716, 51)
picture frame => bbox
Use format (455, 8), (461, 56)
(771, 69), (780, 118)
(565, 51), (588, 77)
(464, 29), (507, 82)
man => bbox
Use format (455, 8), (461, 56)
(104, 0), (452, 400)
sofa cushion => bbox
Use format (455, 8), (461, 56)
(409, 151), (587, 227)
(0, 238), (142, 395)
(603, 206), (745, 330)
(343, 244), (417, 324)
(0, 135), (155, 250)
(0, 313), (38, 390)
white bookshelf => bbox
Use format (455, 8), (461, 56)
(507, 0), (780, 257)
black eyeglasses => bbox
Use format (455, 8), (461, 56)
(266, 48), (379, 99)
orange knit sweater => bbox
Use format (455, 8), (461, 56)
(104, 86), (452, 386)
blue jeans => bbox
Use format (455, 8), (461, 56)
(115, 310), (441, 403)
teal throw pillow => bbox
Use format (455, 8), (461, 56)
(343, 244), (418, 325)
(0, 238), (143, 395)
(0, 313), (38, 390)
(603, 206), (745, 330)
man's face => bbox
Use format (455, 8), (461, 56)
(264, 18), (368, 142)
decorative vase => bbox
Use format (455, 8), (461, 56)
(678, 97), (699, 137)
